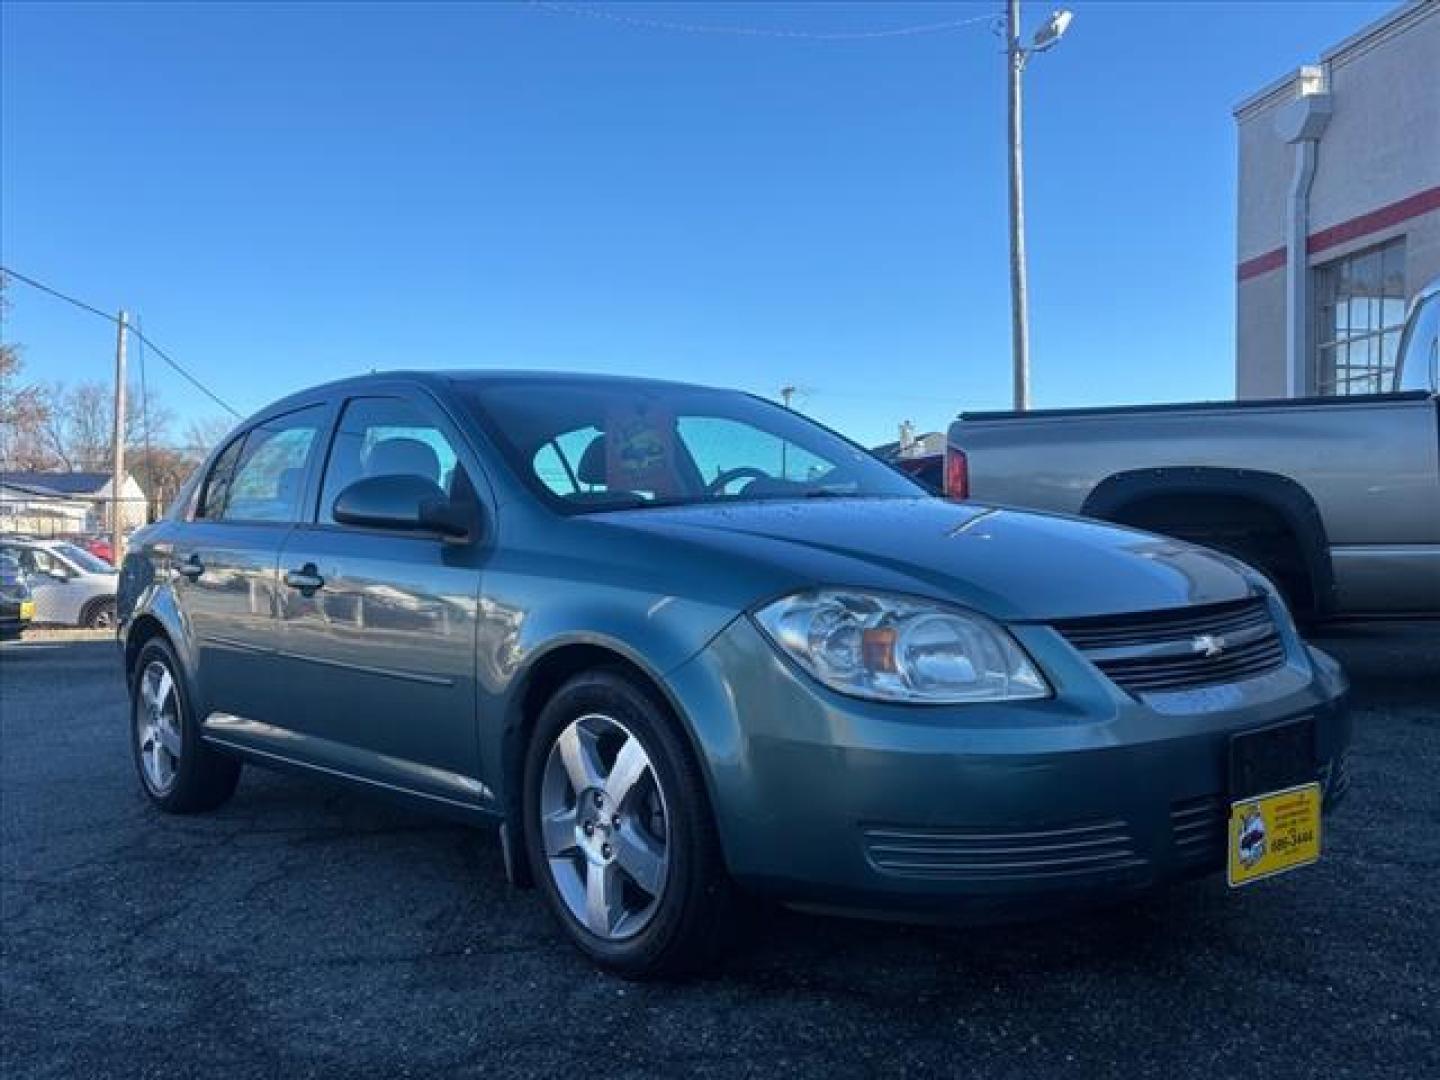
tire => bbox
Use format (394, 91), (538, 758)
(84, 598), (118, 630)
(522, 669), (732, 978)
(130, 638), (241, 813)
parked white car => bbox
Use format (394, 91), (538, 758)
(0, 538), (119, 628)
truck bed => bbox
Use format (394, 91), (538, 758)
(959, 390), (1434, 423)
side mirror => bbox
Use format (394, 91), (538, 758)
(331, 474), (481, 542)
(47, 566), (71, 581)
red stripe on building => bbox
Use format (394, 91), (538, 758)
(1307, 185), (1440, 255)
(1237, 247), (1287, 281)
(1237, 184), (1440, 282)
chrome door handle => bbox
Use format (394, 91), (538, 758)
(284, 564), (325, 594)
(175, 556), (204, 581)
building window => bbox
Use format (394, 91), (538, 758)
(1313, 238), (1406, 395)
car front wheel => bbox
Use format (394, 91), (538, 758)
(522, 669), (731, 977)
(130, 638), (241, 813)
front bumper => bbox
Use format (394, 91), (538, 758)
(0, 600), (32, 638)
(666, 616), (1351, 922)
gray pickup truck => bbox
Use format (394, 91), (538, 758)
(945, 279), (1440, 621)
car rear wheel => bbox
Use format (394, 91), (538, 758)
(130, 638), (241, 813)
(522, 669), (732, 977)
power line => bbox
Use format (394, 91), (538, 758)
(1, 266), (114, 323)
(530, 1), (995, 41)
(0, 266), (244, 419)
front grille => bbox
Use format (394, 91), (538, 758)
(1053, 597), (1286, 695)
(861, 819), (1144, 882)
(1170, 796), (1225, 867)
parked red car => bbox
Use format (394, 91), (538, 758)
(78, 536), (114, 565)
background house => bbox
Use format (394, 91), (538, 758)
(0, 471), (148, 534)
(1234, 0), (1439, 398)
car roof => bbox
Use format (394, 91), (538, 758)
(246, 370), (735, 424)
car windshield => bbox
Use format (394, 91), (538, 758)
(462, 379), (922, 512)
(53, 543), (115, 574)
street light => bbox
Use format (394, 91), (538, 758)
(1006, 3), (1073, 411)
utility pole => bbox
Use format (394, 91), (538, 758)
(112, 310), (128, 567)
(1004, 4), (1073, 413)
(1006, 0), (1029, 413)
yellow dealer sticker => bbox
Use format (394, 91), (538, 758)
(1228, 782), (1322, 887)
(19, 600), (34, 621)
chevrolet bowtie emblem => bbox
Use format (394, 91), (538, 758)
(1192, 634), (1226, 658)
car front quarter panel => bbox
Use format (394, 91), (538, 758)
(474, 541), (749, 809)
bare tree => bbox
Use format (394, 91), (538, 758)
(183, 415), (235, 457)
(29, 379), (174, 473)
(0, 274), (52, 470)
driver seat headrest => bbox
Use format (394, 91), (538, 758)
(365, 437), (441, 486)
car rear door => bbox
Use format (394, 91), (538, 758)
(270, 391), (488, 808)
(172, 404), (330, 728)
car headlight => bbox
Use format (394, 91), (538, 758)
(753, 589), (1049, 704)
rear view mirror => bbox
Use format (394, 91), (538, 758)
(331, 475), (480, 542)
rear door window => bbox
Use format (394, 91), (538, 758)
(214, 407), (326, 524)
(196, 436), (245, 520)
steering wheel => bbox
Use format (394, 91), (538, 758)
(704, 466), (772, 496)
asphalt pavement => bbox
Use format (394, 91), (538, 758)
(2, 626), (1437, 1079)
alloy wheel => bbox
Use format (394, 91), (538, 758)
(538, 713), (671, 941)
(136, 660), (182, 795)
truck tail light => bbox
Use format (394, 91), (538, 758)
(944, 445), (969, 500)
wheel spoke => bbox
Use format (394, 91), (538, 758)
(140, 671), (159, 710)
(584, 861), (622, 937)
(604, 735), (650, 808)
(155, 720), (182, 759)
(614, 822), (666, 897)
(542, 806), (579, 856)
(154, 666), (174, 712)
(556, 724), (603, 793)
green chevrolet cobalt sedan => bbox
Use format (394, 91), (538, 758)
(118, 372), (1351, 975)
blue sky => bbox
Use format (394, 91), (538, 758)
(1, 1), (1395, 447)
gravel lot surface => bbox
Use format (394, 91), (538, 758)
(2, 626), (1437, 1079)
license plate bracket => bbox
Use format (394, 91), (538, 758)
(1229, 716), (1317, 800)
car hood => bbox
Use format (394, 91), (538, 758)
(594, 497), (1257, 622)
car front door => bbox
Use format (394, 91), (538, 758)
(172, 404), (329, 728)
(271, 392), (488, 809)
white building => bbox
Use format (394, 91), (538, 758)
(0, 471), (148, 534)
(0, 481), (93, 535)
(1234, 0), (1439, 398)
